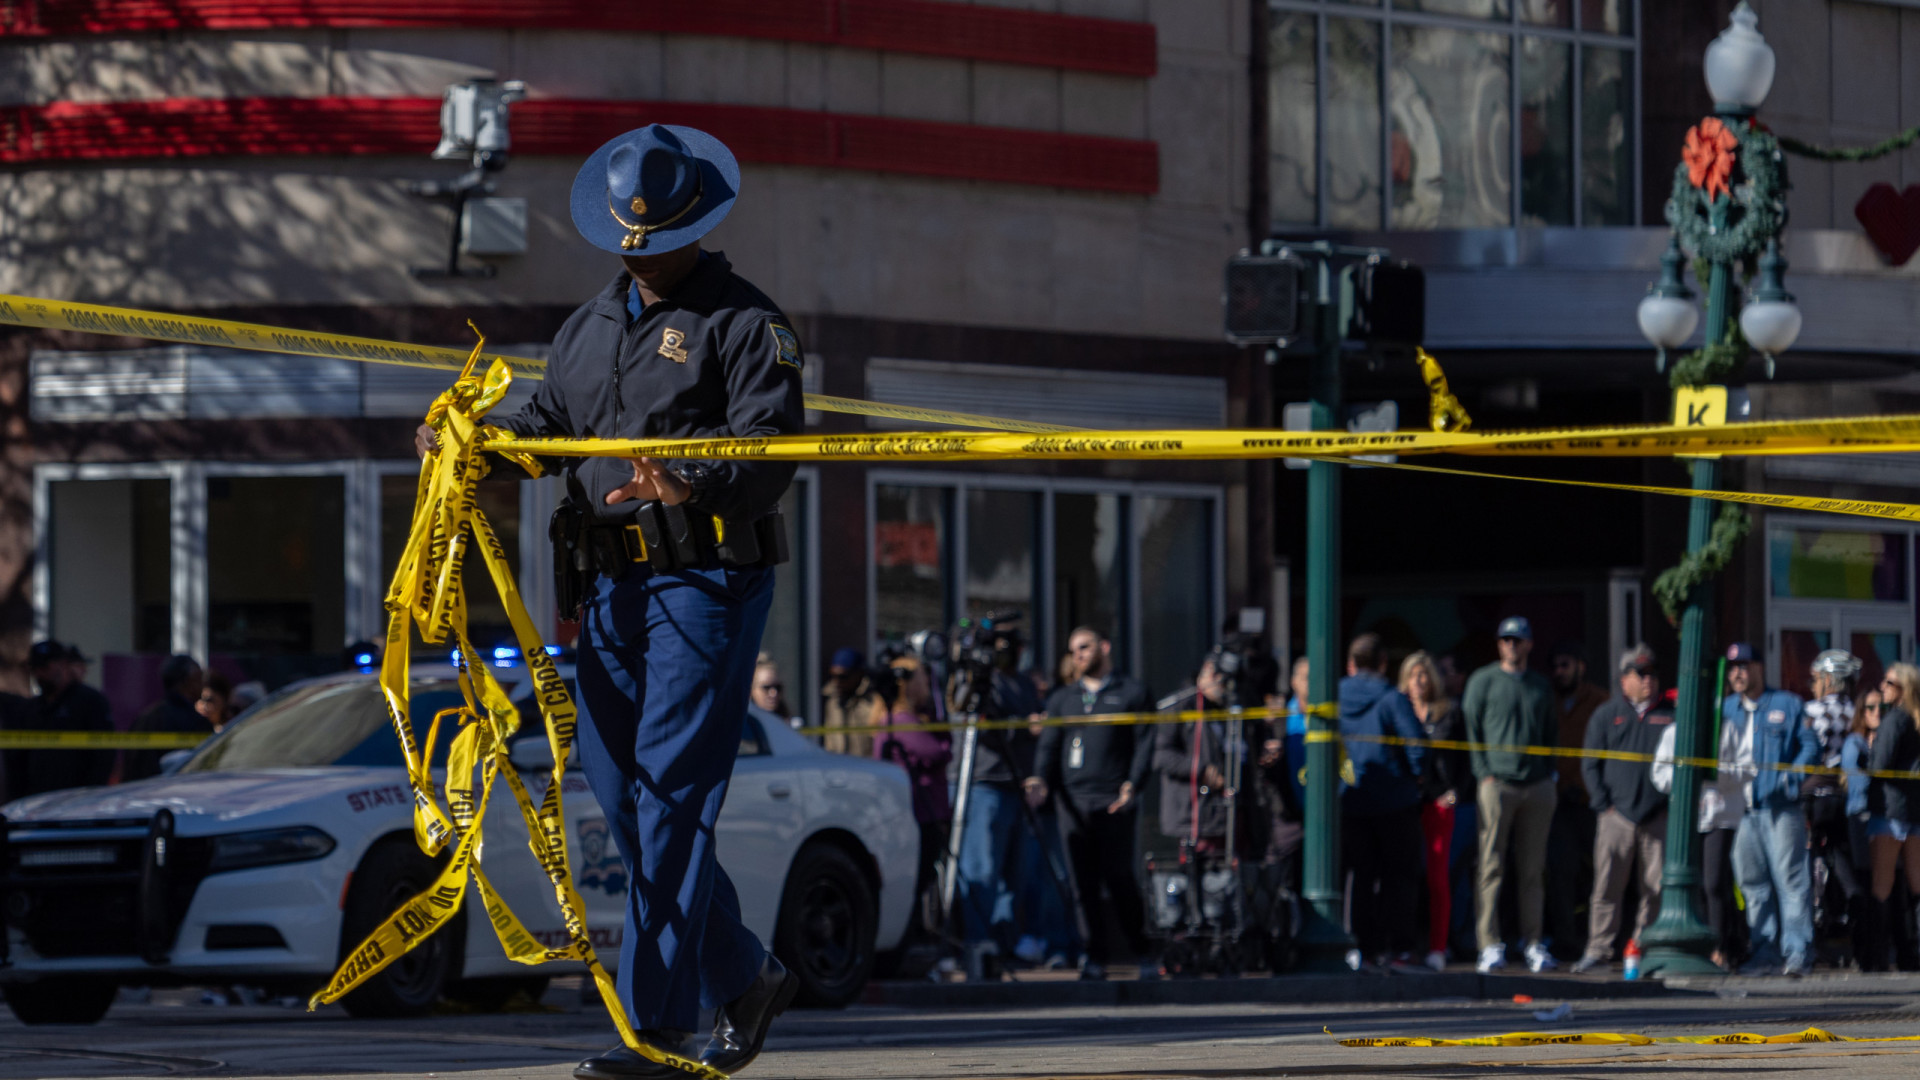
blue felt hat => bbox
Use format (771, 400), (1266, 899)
(570, 124), (739, 255)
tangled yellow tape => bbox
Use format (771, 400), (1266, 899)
(1334, 1026), (1920, 1047)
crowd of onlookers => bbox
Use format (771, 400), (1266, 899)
(778, 615), (1920, 980)
(0, 640), (261, 803)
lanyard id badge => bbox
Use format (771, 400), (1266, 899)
(1067, 734), (1084, 770)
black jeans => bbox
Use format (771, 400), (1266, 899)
(1061, 800), (1150, 966)
(1343, 805), (1425, 960)
(1702, 826), (1745, 962)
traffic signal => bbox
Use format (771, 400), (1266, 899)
(1349, 259), (1424, 349)
(1223, 250), (1305, 345)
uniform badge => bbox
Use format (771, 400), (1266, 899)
(769, 323), (801, 369)
(657, 327), (689, 363)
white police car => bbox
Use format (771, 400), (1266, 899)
(0, 669), (917, 1025)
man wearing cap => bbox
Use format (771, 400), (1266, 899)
(419, 125), (801, 1078)
(1569, 645), (1672, 973)
(1461, 616), (1560, 973)
(1721, 645), (1817, 975)
(821, 647), (883, 757)
(4, 640), (114, 800)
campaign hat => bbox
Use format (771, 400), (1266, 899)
(570, 124), (739, 255)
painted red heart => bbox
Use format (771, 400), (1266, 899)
(1854, 182), (1920, 267)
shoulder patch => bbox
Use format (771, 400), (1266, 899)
(769, 323), (802, 369)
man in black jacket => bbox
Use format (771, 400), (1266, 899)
(5, 641), (115, 799)
(1570, 644), (1672, 973)
(1027, 627), (1154, 980)
(124, 653), (207, 782)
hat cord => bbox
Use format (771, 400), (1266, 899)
(607, 173), (705, 251)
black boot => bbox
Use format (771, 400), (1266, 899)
(575, 1032), (694, 1080)
(1856, 897), (1886, 973)
(702, 954), (799, 1074)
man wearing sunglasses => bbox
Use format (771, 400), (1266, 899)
(1724, 644), (1821, 976)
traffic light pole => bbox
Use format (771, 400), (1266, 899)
(1297, 255), (1355, 971)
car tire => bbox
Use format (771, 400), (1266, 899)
(4, 978), (117, 1025)
(444, 975), (550, 1012)
(773, 841), (876, 1008)
(337, 837), (462, 1019)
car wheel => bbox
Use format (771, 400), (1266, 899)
(773, 842), (876, 1008)
(337, 837), (462, 1019)
(4, 978), (117, 1025)
(444, 975), (550, 1012)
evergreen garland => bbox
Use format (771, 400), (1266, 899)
(1777, 126), (1920, 163)
(1653, 504), (1753, 625)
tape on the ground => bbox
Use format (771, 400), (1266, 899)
(0, 730), (206, 749)
(1334, 1026), (1920, 1047)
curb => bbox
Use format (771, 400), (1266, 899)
(864, 972), (1696, 1008)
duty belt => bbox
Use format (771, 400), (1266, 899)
(550, 499), (788, 618)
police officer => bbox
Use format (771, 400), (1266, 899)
(418, 125), (801, 1079)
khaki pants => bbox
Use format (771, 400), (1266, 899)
(1476, 777), (1556, 951)
(1585, 807), (1666, 960)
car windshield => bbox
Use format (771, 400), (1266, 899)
(177, 677), (468, 773)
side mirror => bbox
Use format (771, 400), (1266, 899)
(158, 748), (195, 775)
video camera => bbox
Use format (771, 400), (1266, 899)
(946, 611), (1021, 716)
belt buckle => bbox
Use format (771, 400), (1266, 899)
(624, 524), (649, 562)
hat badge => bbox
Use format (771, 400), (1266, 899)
(630, 197), (647, 216)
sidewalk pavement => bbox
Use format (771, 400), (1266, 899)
(867, 966), (1920, 1008)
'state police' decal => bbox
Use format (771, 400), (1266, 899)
(770, 323), (801, 369)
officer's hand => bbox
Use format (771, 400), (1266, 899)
(1022, 777), (1048, 808)
(1107, 781), (1134, 814)
(415, 423), (439, 458)
(606, 457), (691, 506)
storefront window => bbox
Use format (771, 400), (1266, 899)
(1138, 497), (1214, 702)
(1770, 528), (1908, 602)
(1054, 492), (1127, 667)
(208, 475), (345, 685)
(875, 485), (950, 645)
(966, 489), (1040, 632)
(378, 474), (521, 653)
(1266, 0), (1636, 229)
(48, 477), (171, 722)
(761, 476), (812, 723)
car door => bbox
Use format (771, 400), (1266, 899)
(717, 714), (807, 942)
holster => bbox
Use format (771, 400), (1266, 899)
(549, 498), (592, 621)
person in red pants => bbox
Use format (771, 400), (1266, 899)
(1402, 651), (1469, 970)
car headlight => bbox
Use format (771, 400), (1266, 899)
(207, 826), (337, 872)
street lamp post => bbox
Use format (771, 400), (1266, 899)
(1638, 2), (1799, 977)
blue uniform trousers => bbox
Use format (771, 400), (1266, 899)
(574, 564), (773, 1033)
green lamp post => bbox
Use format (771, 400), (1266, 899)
(1637, 2), (1800, 977)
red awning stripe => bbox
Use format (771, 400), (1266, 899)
(0, 0), (1157, 77)
(0, 97), (1161, 194)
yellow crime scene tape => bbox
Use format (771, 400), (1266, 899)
(0, 730), (206, 749)
(1333, 1026), (1920, 1047)
(10, 292), (1920, 1068)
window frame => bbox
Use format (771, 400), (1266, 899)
(865, 470), (1225, 682)
(1763, 515), (1918, 684)
(1266, 0), (1641, 230)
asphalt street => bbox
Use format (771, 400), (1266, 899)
(4, 975), (1920, 1079)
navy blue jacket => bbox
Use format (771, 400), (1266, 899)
(496, 252), (804, 522)
(1338, 672), (1427, 817)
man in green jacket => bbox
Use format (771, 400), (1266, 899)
(1462, 617), (1559, 974)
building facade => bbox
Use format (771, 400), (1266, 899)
(5, 0), (1920, 728)
(3, 1), (1258, 721)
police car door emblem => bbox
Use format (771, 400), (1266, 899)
(658, 327), (689, 363)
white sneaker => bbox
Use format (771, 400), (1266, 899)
(1524, 941), (1559, 973)
(1345, 948), (1364, 971)
(1425, 950), (1448, 972)
(1477, 944), (1507, 973)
